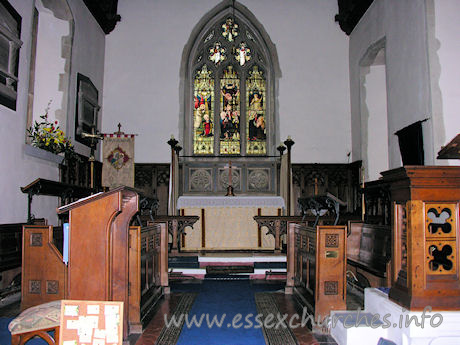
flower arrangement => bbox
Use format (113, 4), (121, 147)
(27, 102), (76, 158)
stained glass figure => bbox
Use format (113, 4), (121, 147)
(209, 42), (226, 65)
(222, 18), (238, 42)
(193, 65), (214, 154)
(246, 66), (266, 155)
(235, 42), (251, 66)
(220, 66), (240, 154)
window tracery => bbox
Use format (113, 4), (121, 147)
(191, 14), (270, 156)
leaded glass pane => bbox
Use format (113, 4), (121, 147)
(209, 42), (226, 65)
(220, 66), (240, 155)
(193, 65), (214, 154)
(221, 18), (238, 42)
(246, 66), (266, 155)
(235, 42), (250, 66)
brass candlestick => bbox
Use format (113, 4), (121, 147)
(225, 161), (235, 196)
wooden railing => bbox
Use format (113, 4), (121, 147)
(128, 223), (168, 332)
(363, 179), (391, 225)
(59, 152), (102, 189)
(253, 216), (304, 253)
(150, 216), (199, 254)
(285, 222), (347, 321)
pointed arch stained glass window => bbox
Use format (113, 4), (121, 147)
(188, 10), (274, 158)
(193, 65), (214, 154)
(246, 66), (266, 155)
(220, 66), (240, 154)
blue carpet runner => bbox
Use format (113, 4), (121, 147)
(172, 280), (284, 345)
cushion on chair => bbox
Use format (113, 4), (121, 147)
(8, 300), (61, 335)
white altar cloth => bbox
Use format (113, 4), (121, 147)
(177, 196), (285, 209)
(177, 196), (285, 250)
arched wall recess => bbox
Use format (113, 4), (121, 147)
(27, 0), (74, 137)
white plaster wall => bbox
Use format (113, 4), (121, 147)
(350, 0), (433, 169)
(365, 64), (389, 181)
(103, 0), (351, 163)
(0, 0), (105, 224)
(431, 0), (460, 165)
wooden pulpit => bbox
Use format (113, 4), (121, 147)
(57, 187), (139, 339)
(382, 166), (460, 310)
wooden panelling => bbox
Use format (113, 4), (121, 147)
(286, 222), (347, 321)
(21, 225), (66, 310)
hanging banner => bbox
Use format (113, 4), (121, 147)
(102, 125), (136, 189)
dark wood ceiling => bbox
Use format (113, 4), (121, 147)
(335, 0), (375, 35)
(83, 0), (373, 36)
(83, 0), (120, 34)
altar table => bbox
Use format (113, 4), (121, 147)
(177, 196), (285, 250)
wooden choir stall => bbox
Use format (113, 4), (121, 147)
(20, 187), (169, 343)
(285, 222), (347, 322)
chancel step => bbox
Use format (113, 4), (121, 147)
(167, 254), (286, 280)
(205, 265), (254, 274)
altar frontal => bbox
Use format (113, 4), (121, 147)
(178, 196), (284, 250)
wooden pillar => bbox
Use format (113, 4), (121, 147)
(167, 136), (178, 215)
(274, 220), (281, 253)
(284, 137), (295, 215)
(285, 222), (295, 294)
(170, 220), (179, 255)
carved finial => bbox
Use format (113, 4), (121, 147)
(116, 123), (122, 134)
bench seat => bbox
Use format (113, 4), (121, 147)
(347, 255), (387, 278)
(346, 222), (391, 286)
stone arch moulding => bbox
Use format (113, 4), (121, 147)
(28, 0), (74, 139)
(179, 0), (281, 158)
(358, 36), (387, 173)
(41, 0), (74, 133)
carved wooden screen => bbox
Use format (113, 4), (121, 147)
(425, 203), (457, 276)
(190, 15), (269, 156)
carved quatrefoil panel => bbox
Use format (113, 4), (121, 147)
(426, 206), (454, 235)
(247, 168), (270, 192)
(189, 169), (213, 192)
(427, 243), (455, 274)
